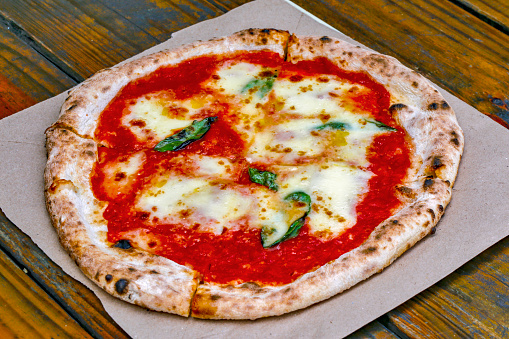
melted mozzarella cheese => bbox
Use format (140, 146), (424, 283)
(275, 163), (372, 236)
(117, 62), (394, 240)
(102, 151), (145, 199)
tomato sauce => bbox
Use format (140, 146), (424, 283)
(93, 51), (411, 285)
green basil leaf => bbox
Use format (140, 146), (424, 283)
(241, 72), (277, 98)
(284, 191), (312, 214)
(364, 119), (397, 131)
(261, 191), (311, 248)
(257, 76), (275, 98)
(248, 168), (279, 191)
(154, 117), (217, 152)
(315, 121), (350, 130)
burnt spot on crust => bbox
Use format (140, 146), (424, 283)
(450, 130), (460, 146)
(66, 103), (78, 112)
(427, 208), (436, 220)
(423, 177), (434, 189)
(438, 204), (444, 212)
(128, 267), (136, 272)
(105, 274), (113, 282)
(431, 156), (443, 170)
(430, 227), (437, 235)
(240, 282), (262, 291)
(150, 270), (159, 274)
(428, 102), (439, 110)
(115, 279), (129, 294)
(396, 186), (415, 199)
(441, 101), (450, 109)
(320, 36), (332, 43)
(153, 59), (159, 65)
(261, 28), (271, 33)
(389, 103), (407, 116)
(361, 246), (378, 254)
(211, 295), (221, 301)
(113, 239), (132, 249)
(412, 81), (419, 88)
(101, 86), (111, 93)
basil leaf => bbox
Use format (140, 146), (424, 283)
(154, 117), (217, 152)
(315, 121), (350, 130)
(364, 119), (397, 131)
(258, 76), (275, 98)
(241, 72), (277, 98)
(284, 191), (312, 213)
(261, 191), (311, 248)
(248, 168), (279, 191)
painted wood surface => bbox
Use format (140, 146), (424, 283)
(0, 0), (507, 337)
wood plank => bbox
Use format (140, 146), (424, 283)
(0, 248), (92, 339)
(347, 320), (399, 339)
(0, 209), (130, 339)
(0, 0), (250, 80)
(454, 0), (509, 32)
(382, 237), (509, 337)
(0, 26), (75, 118)
(291, 0), (509, 127)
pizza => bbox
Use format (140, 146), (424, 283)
(44, 29), (463, 319)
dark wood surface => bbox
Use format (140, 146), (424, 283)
(0, 0), (507, 337)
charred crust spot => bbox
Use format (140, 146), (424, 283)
(428, 103), (439, 110)
(431, 156), (443, 170)
(320, 36), (332, 43)
(445, 180), (451, 186)
(115, 279), (129, 294)
(427, 208), (436, 219)
(261, 29), (271, 33)
(283, 287), (291, 293)
(451, 138), (460, 146)
(441, 101), (450, 109)
(396, 186), (414, 197)
(240, 282), (261, 290)
(362, 246), (377, 254)
(431, 227), (437, 234)
(150, 270), (159, 274)
(66, 103), (78, 111)
(211, 295), (221, 301)
(248, 29), (255, 35)
(438, 204), (444, 212)
(389, 103), (407, 113)
(153, 59), (159, 64)
(412, 81), (419, 88)
(423, 178), (434, 189)
(113, 239), (132, 249)
(105, 274), (113, 282)
(101, 86), (111, 93)
(392, 220), (399, 224)
(85, 150), (95, 157)
(128, 267), (135, 272)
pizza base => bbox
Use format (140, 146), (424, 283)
(44, 29), (464, 319)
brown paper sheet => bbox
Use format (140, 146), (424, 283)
(0, 0), (508, 337)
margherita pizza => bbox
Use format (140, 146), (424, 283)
(44, 29), (464, 319)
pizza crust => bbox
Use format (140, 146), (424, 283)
(45, 29), (464, 319)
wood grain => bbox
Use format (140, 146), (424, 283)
(0, 0), (250, 80)
(0, 247), (91, 339)
(347, 321), (399, 339)
(382, 237), (509, 337)
(0, 26), (75, 118)
(0, 209), (129, 339)
(291, 0), (509, 127)
(455, 0), (509, 32)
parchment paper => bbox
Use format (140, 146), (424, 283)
(0, 0), (508, 337)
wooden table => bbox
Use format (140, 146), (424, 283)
(0, 0), (508, 337)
